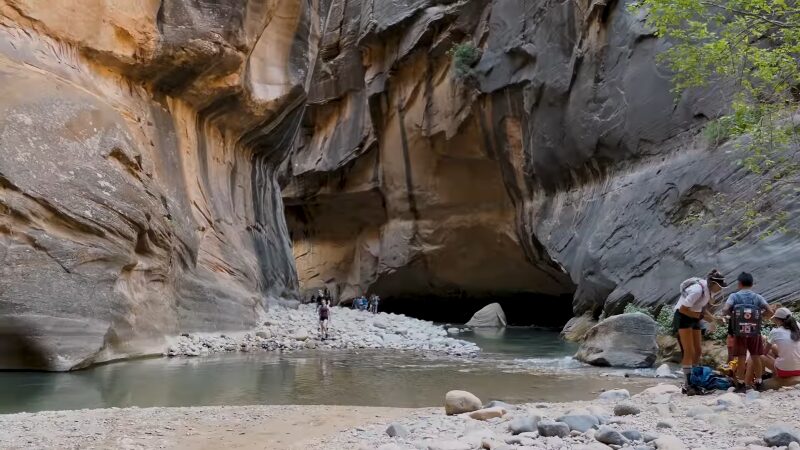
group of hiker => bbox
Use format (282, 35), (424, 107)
(674, 270), (800, 395)
(352, 294), (380, 314)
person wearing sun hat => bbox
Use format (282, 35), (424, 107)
(761, 307), (800, 382)
(673, 269), (727, 395)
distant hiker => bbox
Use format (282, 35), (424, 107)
(762, 307), (800, 381)
(369, 295), (380, 314)
(357, 295), (368, 311)
(720, 272), (770, 391)
(674, 269), (727, 395)
(323, 287), (332, 304)
(318, 298), (331, 339)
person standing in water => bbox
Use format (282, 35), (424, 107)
(673, 269), (727, 395)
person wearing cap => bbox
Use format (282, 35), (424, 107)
(720, 272), (770, 391)
(761, 307), (800, 381)
(673, 269), (727, 395)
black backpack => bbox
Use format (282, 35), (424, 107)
(731, 304), (762, 337)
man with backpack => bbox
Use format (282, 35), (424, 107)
(721, 272), (770, 392)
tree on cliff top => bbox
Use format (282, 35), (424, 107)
(631, 0), (800, 238)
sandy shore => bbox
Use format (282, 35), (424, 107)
(2, 383), (799, 450)
(0, 404), (415, 450)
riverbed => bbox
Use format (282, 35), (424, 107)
(0, 329), (655, 414)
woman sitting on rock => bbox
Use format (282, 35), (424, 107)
(673, 269), (727, 395)
(760, 307), (800, 385)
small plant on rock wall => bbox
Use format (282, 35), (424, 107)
(448, 42), (481, 82)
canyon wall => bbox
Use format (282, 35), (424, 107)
(284, 0), (800, 322)
(0, 0), (325, 370)
(2, 0), (798, 371)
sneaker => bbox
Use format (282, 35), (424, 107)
(755, 382), (766, 392)
(682, 384), (702, 396)
(732, 381), (747, 393)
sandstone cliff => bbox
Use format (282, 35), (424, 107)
(0, 0), (323, 370)
(2, 0), (799, 370)
(283, 0), (800, 321)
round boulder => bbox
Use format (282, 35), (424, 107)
(575, 313), (658, 368)
(445, 390), (482, 415)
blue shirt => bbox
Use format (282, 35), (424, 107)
(725, 289), (768, 309)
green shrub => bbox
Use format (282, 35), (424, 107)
(448, 43), (481, 80)
(623, 303), (652, 316)
(704, 118), (735, 147)
(655, 307), (674, 335)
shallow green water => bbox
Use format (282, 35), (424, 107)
(0, 329), (652, 414)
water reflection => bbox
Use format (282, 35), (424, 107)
(0, 330), (649, 414)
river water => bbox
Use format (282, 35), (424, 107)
(0, 329), (655, 414)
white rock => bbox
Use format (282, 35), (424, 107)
(656, 364), (676, 378)
(655, 435), (688, 450)
(640, 384), (682, 396)
(599, 389), (631, 401)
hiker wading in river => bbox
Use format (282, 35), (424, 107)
(673, 269), (727, 395)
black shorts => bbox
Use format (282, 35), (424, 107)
(674, 310), (701, 330)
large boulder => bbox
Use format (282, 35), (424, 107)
(575, 313), (658, 368)
(561, 313), (598, 342)
(465, 303), (507, 328)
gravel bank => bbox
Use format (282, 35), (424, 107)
(3, 385), (798, 449)
(166, 304), (480, 358)
(0, 405), (414, 450)
(309, 384), (800, 450)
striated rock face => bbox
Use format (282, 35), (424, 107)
(282, 0), (800, 320)
(282, 0), (575, 304)
(0, 0), (326, 370)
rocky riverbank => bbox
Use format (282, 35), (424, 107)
(165, 304), (480, 358)
(310, 384), (800, 450)
(2, 384), (798, 449)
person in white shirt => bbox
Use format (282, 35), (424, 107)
(673, 269), (727, 395)
(761, 307), (800, 380)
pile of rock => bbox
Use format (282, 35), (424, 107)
(311, 384), (800, 450)
(166, 304), (480, 358)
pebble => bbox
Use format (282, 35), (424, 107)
(657, 420), (675, 429)
(614, 402), (642, 416)
(468, 407), (506, 421)
(716, 393), (744, 409)
(595, 426), (628, 446)
(763, 424), (800, 447)
(656, 364), (677, 378)
(642, 432), (660, 443)
(484, 400), (517, 410)
(599, 389), (631, 402)
(686, 406), (714, 418)
(537, 419), (570, 438)
(557, 414), (600, 433)
(654, 435), (687, 450)
(386, 423), (409, 438)
(425, 439), (472, 450)
(623, 429), (643, 442)
(508, 415), (540, 435)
